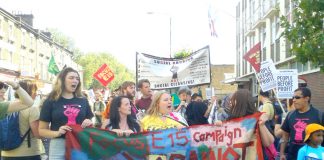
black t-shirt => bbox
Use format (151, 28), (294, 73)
(281, 106), (324, 159)
(185, 101), (208, 126)
(40, 97), (93, 134)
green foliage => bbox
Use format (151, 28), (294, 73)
(280, 0), (324, 72)
(75, 52), (135, 90)
(47, 28), (75, 50)
(173, 49), (192, 59)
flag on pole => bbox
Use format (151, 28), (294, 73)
(48, 54), (60, 75)
(243, 42), (261, 73)
(208, 7), (218, 37)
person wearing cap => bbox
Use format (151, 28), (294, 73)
(297, 123), (324, 160)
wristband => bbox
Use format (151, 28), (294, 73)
(12, 84), (20, 90)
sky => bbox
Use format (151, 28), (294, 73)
(0, 0), (238, 71)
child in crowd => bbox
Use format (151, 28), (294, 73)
(297, 123), (324, 160)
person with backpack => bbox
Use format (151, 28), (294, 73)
(280, 87), (324, 160)
(0, 80), (34, 119)
(38, 67), (93, 160)
(1, 80), (44, 160)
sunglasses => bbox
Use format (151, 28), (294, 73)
(0, 82), (8, 90)
(292, 96), (303, 99)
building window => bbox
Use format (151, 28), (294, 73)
(291, 61), (297, 69)
(0, 19), (2, 38)
(278, 62), (289, 69)
(262, 27), (267, 45)
(271, 44), (275, 61)
(309, 61), (319, 70)
(271, 18), (276, 44)
(243, 60), (247, 75)
(275, 39), (280, 62)
(285, 40), (291, 58)
(9, 52), (13, 63)
(9, 25), (14, 41)
(297, 62), (303, 72)
(30, 34), (33, 47)
(262, 47), (266, 61)
(303, 62), (309, 72)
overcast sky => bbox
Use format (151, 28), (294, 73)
(0, 0), (238, 70)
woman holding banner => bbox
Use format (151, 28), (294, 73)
(141, 91), (188, 132)
(106, 96), (140, 136)
(38, 67), (93, 160)
(225, 89), (274, 147)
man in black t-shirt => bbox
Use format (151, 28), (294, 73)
(280, 87), (324, 160)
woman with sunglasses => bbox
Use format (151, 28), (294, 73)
(0, 81), (34, 120)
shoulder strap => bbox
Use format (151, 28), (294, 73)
(165, 116), (188, 127)
(21, 128), (31, 148)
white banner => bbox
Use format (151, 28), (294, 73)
(276, 69), (298, 98)
(257, 59), (277, 92)
(136, 46), (211, 89)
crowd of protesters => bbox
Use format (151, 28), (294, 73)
(1, 67), (324, 160)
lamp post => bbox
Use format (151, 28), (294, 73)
(147, 12), (172, 58)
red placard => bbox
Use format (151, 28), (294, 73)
(93, 64), (114, 86)
(243, 42), (261, 73)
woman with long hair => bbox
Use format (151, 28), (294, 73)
(106, 96), (140, 136)
(226, 89), (274, 147)
(1, 80), (44, 160)
(38, 67), (93, 160)
(141, 91), (188, 132)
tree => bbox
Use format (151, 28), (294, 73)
(173, 49), (192, 59)
(46, 28), (75, 50)
(76, 52), (134, 90)
(280, 0), (324, 72)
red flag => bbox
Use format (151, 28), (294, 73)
(93, 64), (114, 86)
(243, 42), (261, 73)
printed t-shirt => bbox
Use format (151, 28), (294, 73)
(281, 106), (324, 159)
(297, 145), (324, 160)
(39, 97), (93, 138)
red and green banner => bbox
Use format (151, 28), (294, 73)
(66, 113), (264, 160)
